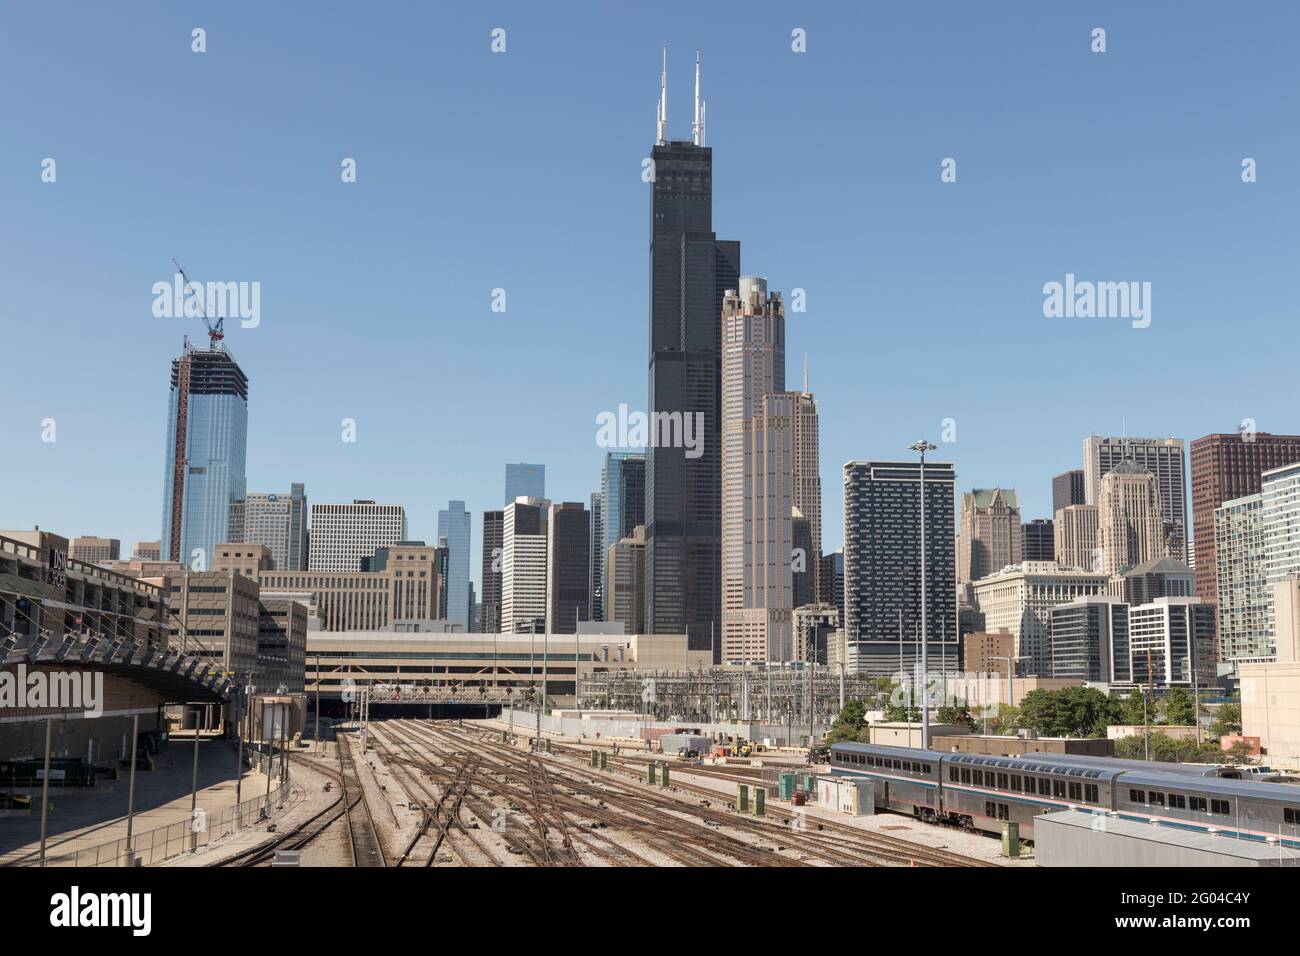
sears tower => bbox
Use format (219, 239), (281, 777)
(644, 50), (739, 652)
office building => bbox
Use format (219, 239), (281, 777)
(1110, 556), (1195, 606)
(607, 525), (647, 636)
(962, 630), (1015, 676)
(256, 598), (307, 694)
(501, 497), (548, 633)
(161, 341), (248, 567)
(1052, 469), (1086, 515)
(1055, 504), (1099, 572)
(546, 502), (590, 634)
(1049, 596), (1130, 683)
(257, 541), (443, 632)
(1262, 462), (1300, 585)
(307, 500), (406, 572)
(227, 484), (308, 572)
(589, 491), (604, 623)
(818, 550), (844, 622)
(1097, 462), (1169, 574)
(69, 536), (121, 565)
(957, 488), (1022, 584)
(721, 277), (792, 662)
(480, 510), (503, 633)
(969, 562), (1108, 677)
(504, 463), (545, 505)
(644, 55), (740, 647)
(436, 500), (472, 629)
(1083, 436), (1186, 561)
(161, 569), (261, 682)
(1128, 597), (1217, 688)
(132, 541), (162, 561)
(213, 542), (273, 578)
(842, 459), (957, 676)
(790, 385), (823, 599)
(1190, 431), (1300, 605)
(1022, 518), (1054, 563)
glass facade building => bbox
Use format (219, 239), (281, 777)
(436, 499), (472, 630)
(161, 344), (248, 569)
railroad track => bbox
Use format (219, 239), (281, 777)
(398, 721), (805, 866)
(338, 738), (388, 868)
(443, 723), (991, 867)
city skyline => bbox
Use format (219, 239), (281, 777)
(4, 4), (1298, 601)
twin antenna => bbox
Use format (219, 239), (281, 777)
(656, 48), (706, 147)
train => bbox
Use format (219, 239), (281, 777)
(829, 741), (1300, 847)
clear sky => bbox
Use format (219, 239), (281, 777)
(2, 1), (1297, 594)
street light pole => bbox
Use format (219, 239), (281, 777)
(909, 439), (937, 750)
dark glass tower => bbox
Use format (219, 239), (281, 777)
(645, 132), (739, 651)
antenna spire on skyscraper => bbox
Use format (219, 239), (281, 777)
(693, 49), (705, 146)
(656, 47), (668, 144)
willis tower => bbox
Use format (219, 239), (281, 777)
(645, 50), (739, 655)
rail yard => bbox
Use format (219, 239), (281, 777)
(198, 719), (999, 868)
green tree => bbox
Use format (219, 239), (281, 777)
(1211, 702), (1242, 738)
(1018, 686), (1122, 738)
(937, 700), (977, 732)
(824, 699), (869, 744)
(1165, 687), (1196, 726)
(988, 703), (1020, 735)
(1220, 739), (1254, 765)
(1117, 689), (1149, 726)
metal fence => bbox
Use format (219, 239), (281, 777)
(33, 752), (293, 867)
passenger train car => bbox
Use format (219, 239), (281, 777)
(830, 742), (1300, 847)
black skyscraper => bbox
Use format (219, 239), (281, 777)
(644, 61), (739, 651)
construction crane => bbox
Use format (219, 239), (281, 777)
(171, 258), (224, 347)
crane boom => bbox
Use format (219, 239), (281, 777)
(171, 258), (225, 346)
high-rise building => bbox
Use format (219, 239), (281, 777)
(307, 501), (406, 572)
(1215, 493), (1271, 664)
(1022, 519), (1054, 562)
(842, 459), (957, 676)
(970, 562), (1108, 677)
(546, 502), (590, 634)
(1110, 556), (1195, 606)
(227, 484), (308, 572)
(1129, 597), (1217, 687)
(161, 569), (261, 682)
(259, 541), (443, 631)
(69, 537), (120, 565)
(480, 510), (503, 633)
(1097, 463), (1169, 575)
(1261, 462), (1300, 587)
(436, 500), (472, 629)
(1049, 596), (1130, 683)
(790, 386), (823, 599)
(588, 491), (604, 623)
(161, 341), (248, 567)
(818, 550), (844, 622)
(1190, 432), (1300, 605)
(132, 541), (162, 561)
(1083, 436), (1187, 561)
(501, 497), (548, 633)
(792, 508), (815, 610)
(956, 489), (1022, 584)
(607, 525), (647, 634)
(1055, 504), (1099, 572)
(1052, 469), (1085, 516)
(721, 278), (792, 662)
(504, 463), (545, 505)
(596, 453), (646, 626)
(644, 54), (740, 648)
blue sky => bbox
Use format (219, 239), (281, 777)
(2, 1), (1297, 593)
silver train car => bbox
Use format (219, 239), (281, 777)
(830, 742), (1300, 846)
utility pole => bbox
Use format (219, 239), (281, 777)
(124, 714), (139, 866)
(910, 439), (936, 751)
(188, 704), (202, 852)
(38, 717), (52, 866)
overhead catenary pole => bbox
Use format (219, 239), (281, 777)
(38, 717), (52, 866)
(124, 714), (140, 866)
(189, 703), (201, 853)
